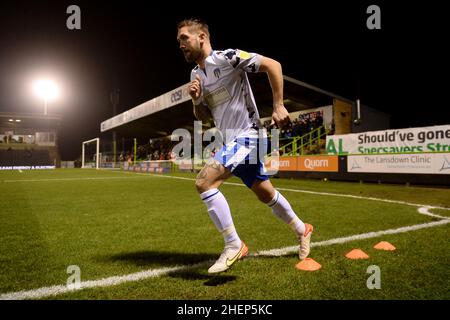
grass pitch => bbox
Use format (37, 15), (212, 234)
(0, 169), (449, 300)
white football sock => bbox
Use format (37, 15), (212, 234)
(267, 190), (306, 235)
(201, 188), (241, 247)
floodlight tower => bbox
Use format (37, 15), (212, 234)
(33, 79), (58, 115)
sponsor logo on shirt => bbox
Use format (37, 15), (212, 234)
(204, 86), (231, 108)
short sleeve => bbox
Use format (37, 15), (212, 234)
(222, 49), (261, 73)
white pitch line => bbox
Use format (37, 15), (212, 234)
(0, 261), (210, 300)
(255, 219), (450, 257)
(417, 206), (450, 219)
(1, 218), (449, 300)
(115, 170), (450, 211)
(9, 170), (450, 212)
(1, 170), (449, 299)
(2, 176), (146, 183)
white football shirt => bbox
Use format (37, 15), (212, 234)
(190, 49), (263, 143)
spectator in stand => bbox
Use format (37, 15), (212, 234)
(127, 154), (133, 165)
(310, 113), (318, 139)
(316, 112), (323, 127)
(329, 119), (336, 135)
(315, 112), (324, 135)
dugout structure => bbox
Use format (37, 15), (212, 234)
(98, 75), (408, 183)
(99, 75), (390, 140)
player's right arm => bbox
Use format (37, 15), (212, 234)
(189, 74), (212, 122)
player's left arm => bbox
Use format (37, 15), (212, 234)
(258, 56), (290, 128)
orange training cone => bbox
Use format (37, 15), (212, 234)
(345, 249), (369, 260)
(374, 241), (396, 251)
(296, 258), (322, 271)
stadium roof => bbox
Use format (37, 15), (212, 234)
(100, 75), (354, 139)
(0, 112), (62, 130)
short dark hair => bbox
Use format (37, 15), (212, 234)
(177, 18), (210, 38)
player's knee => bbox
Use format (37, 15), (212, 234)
(256, 191), (273, 204)
(195, 178), (210, 194)
(251, 183), (275, 204)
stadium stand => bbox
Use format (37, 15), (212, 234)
(0, 148), (51, 167)
(95, 75), (450, 186)
(0, 112), (61, 168)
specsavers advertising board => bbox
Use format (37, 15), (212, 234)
(326, 124), (450, 174)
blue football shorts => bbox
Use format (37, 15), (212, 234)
(213, 129), (269, 188)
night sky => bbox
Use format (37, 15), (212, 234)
(0, 1), (448, 160)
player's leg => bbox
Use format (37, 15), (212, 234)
(195, 159), (232, 193)
(250, 179), (314, 260)
(196, 159), (248, 273)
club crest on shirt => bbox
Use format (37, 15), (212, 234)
(213, 68), (221, 78)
